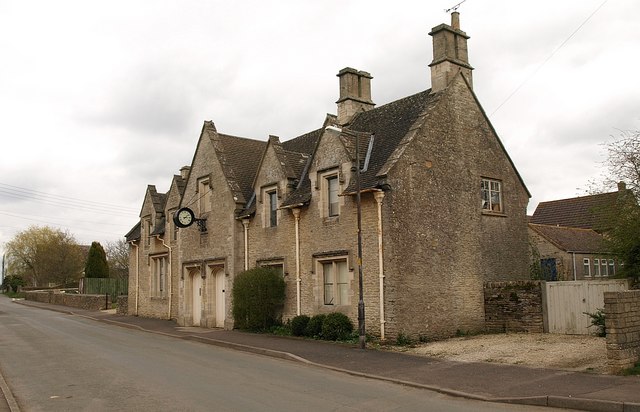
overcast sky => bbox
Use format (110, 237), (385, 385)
(1, 0), (639, 254)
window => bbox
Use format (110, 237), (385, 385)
(327, 175), (339, 217)
(198, 177), (211, 213)
(268, 190), (278, 227)
(481, 178), (502, 212)
(594, 259), (601, 277)
(608, 259), (615, 276)
(583, 258), (591, 277)
(322, 259), (349, 305)
(261, 263), (284, 277)
(151, 255), (167, 298)
(601, 259), (609, 277)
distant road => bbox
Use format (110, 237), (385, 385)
(0, 296), (552, 411)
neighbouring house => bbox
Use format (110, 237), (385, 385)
(528, 182), (630, 280)
(528, 223), (618, 280)
(125, 12), (531, 340)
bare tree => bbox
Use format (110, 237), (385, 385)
(603, 129), (640, 196)
(105, 238), (129, 279)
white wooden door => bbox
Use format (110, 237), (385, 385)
(215, 269), (225, 328)
(192, 273), (202, 326)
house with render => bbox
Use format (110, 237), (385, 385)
(125, 12), (531, 340)
(528, 182), (630, 281)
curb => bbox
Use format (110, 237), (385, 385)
(12, 301), (640, 412)
(0, 364), (21, 412)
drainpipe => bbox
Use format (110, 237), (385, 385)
(129, 241), (140, 316)
(374, 191), (386, 341)
(242, 219), (250, 270)
(572, 252), (577, 281)
(157, 235), (172, 320)
(292, 208), (301, 316)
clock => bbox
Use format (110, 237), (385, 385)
(173, 207), (195, 228)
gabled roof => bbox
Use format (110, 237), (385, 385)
(173, 174), (186, 198)
(530, 190), (622, 231)
(125, 221), (141, 242)
(214, 131), (266, 205)
(140, 185), (166, 217)
(529, 223), (606, 254)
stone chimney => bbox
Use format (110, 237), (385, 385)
(428, 12), (474, 93)
(618, 181), (627, 192)
(180, 166), (190, 179)
(336, 67), (375, 125)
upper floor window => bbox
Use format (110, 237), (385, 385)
(594, 259), (601, 276)
(601, 258), (609, 277)
(608, 259), (615, 276)
(198, 177), (211, 214)
(481, 178), (502, 212)
(327, 175), (339, 217)
(145, 218), (152, 246)
(268, 190), (278, 227)
(583, 258), (591, 277)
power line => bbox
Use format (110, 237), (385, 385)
(0, 183), (138, 217)
(490, 0), (609, 117)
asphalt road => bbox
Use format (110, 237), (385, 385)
(0, 296), (557, 411)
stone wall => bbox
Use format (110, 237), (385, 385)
(484, 281), (544, 333)
(117, 296), (128, 315)
(604, 290), (640, 372)
(25, 291), (111, 311)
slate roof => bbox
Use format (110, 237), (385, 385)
(174, 174), (186, 197)
(529, 223), (606, 253)
(147, 185), (167, 214)
(216, 133), (266, 205)
(530, 191), (621, 231)
(125, 221), (141, 242)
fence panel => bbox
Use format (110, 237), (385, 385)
(544, 279), (629, 334)
(81, 277), (128, 299)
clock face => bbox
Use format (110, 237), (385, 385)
(173, 207), (195, 228)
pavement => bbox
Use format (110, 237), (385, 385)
(4, 300), (640, 412)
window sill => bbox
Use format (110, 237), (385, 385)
(481, 210), (507, 217)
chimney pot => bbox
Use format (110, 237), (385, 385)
(451, 11), (460, 30)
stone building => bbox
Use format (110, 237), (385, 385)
(528, 182), (630, 281)
(126, 12), (530, 340)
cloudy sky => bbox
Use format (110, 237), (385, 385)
(1, 0), (639, 254)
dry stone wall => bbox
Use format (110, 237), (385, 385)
(25, 291), (110, 311)
(604, 289), (640, 372)
(484, 281), (544, 333)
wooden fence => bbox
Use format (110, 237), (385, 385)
(80, 277), (128, 300)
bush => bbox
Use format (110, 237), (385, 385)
(305, 314), (326, 338)
(291, 315), (310, 337)
(584, 308), (606, 337)
(232, 267), (285, 331)
(321, 312), (354, 341)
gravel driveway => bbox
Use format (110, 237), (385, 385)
(392, 333), (609, 374)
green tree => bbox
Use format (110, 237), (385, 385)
(2, 275), (26, 293)
(84, 241), (109, 278)
(6, 226), (85, 287)
(232, 267), (285, 331)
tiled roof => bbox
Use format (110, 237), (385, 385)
(345, 90), (438, 191)
(530, 191), (621, 231)
(147, 185), (167, 214)
(282, 128), (323, 156)
(174, 175), (186, 197)
(529, 223), (606, 253)
(151, 216), (166, 236)
(124, 221), (141, 242)
(216, 132), (266, 205)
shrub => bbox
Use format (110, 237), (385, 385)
(305, 314), (326, 338)
(396, 331), (413, 346)
(584, 308), (606, 337)
(321, 312), (354, 341)
(232, 267), (285, 331)
(291, 315), (310, 337)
